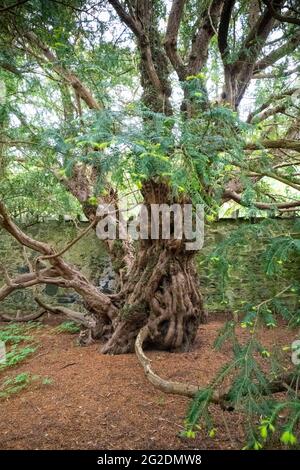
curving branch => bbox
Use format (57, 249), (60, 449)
(0, 308), (46, 322)
(135, 326), (201, 398)
(108, 0), (141, 37)
(0, 267), (60, 303)
(0, 200), (53, 255)
(0, 200), (116, 319)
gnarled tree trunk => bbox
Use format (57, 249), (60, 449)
(87, 179), (205, 354)
(100, 244), (204, 354)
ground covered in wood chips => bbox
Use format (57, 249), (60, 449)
(0, 315), (297, 450)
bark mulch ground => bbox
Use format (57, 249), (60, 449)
(0, 315), (296, 450)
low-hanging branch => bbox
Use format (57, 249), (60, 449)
(0, 308), (46, 322)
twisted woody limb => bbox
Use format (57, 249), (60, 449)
(0, 200), (117, 326)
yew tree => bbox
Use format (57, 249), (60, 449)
(0, 0), (299, 357)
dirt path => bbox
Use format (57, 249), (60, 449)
(0, 318), (296, 450)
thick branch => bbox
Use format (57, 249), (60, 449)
(0, 200), (116, 318)
(108, 0), (141, 37)
(35, 297), (97, 328)
(0, 267), (58, 303)
(187, 0), (223, 76)
(218, 0), (235, 61)
(108, 0), (165, 94)
(164, 0), (187, 79)
(0, 200), (53, 255)
(135, 326), (200, 398)
(0, 309), (45, 322)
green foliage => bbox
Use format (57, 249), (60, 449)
(185, 320), (300, 449)
(186, 218), (300, 448)
(0, 322), (41, 369)
(55, 321), (80, 334)
(0, 345), (37, 370)
(264, 236), (300, 276)
(0, 322), (42, 345)
(0, 372), (52, 399)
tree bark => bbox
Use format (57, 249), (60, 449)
(98, 179), (205, 354)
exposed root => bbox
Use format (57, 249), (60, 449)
(135, 325), (201, 397)
(135, 326), (300, 411)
